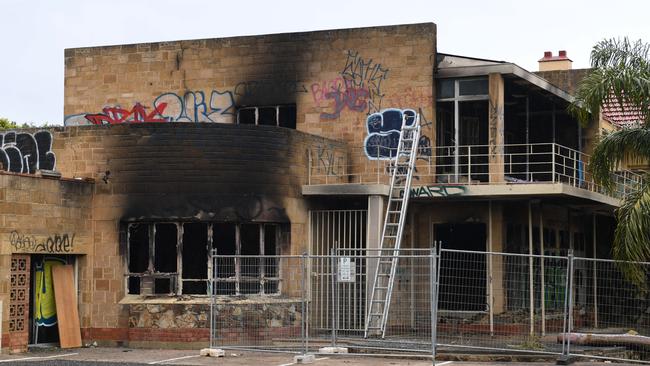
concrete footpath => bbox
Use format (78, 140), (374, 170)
(0, 347), (636, 365)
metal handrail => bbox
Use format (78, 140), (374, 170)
(307, 142), (644, 200)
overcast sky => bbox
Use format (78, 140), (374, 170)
(0, 0), (648, 125)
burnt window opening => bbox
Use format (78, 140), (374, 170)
(236, 105), (296, 129)
(126, 222), (281, 296)
(213, 224), (280, 296)
(182, 223), (208, 295)
(127, 224), (149, 295)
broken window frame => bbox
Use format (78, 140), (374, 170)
(213, 224), (281, 296)
(236, 104), (297, 129)
(124, 222), (281, 297)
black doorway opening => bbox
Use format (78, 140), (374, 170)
(435, 223), (487, 312)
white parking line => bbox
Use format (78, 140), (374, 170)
(148, 354), (201, 364)
(436, 361), (454, 366)
(0, 352), (79, 363)
(278, 356), (329, 366)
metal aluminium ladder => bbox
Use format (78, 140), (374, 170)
(364, 111), (421, 338)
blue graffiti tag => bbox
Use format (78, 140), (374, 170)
(363, 108), (431, 160)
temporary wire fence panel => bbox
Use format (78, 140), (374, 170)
(437, 249), (568, 356)
(568, 257), (650, 363)
(325, 251), (436, 354)
(210, 254), (308, 353)
(205, 250), (650, 364)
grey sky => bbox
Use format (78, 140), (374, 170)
(0, 0), (648, 125)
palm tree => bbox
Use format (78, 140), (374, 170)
(571, 37), (650, 285)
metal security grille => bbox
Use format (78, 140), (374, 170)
(309, 210), (367, 334)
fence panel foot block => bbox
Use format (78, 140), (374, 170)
(294, 354), (316, 364)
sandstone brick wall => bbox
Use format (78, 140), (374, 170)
(534, 68), (591, 95)
(0, 122), (346, 348)
(49, 123), (342, 334)
(64, 23), (437, 185)
(0, 173), (92, 352)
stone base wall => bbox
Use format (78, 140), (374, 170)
(81, 301), (303, 348)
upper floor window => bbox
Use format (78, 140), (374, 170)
(237, 104), (297, 129)
(126, 222), (281, 296)
(437, 78), (489, 101)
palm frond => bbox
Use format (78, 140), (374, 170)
(589, 127), (650, 190)
(613, 175), (650, 287)
(570, 37), (650, 127)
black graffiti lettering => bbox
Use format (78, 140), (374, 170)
(312, 144), (345, 176)
(9, 231), (74, 253)
(0, 131), (56, 174)
(340, 50), (389, 115)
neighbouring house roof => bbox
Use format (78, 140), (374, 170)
(601, 99), (646, 128)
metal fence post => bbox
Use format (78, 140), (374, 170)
(566, 249), (574, 357)
(430, 245), (439, 364)
(302, 253), (308, 355)
(330, 248), (337, 347)
(561, 249), (574, 360)
(209, 249), (216, 349)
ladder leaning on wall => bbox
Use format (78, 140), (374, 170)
(364, 110), (421, 338)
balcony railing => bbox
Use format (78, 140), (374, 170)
(307, 143), (643, 200)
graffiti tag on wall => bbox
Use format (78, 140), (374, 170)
(0, 131), (56, 174)
(320, 50), (389, 119)
(64, 89), (236, 126)
(84, 103), (168, 124)
(9, 231), (75, 253)
(405, 185), (467, 198)
(310, 144), (346, 176)
(363, 108), (431, 161)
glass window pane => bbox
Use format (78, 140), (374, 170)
(437, 79), (454, 99)
(459, 79), (488, 96)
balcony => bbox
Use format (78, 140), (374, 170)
(306, 143), (642, 202)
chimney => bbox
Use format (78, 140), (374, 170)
(538, 50), (572, 71)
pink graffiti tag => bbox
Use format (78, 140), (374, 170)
(84, 103), (169, 125)
(310, 77), (347, 106)
(320, 88), (369, 119)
